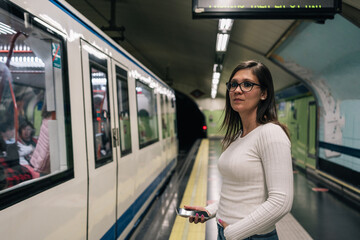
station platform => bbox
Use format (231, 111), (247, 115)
(129, 139), (360, 240)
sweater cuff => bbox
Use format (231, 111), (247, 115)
(205, 201), (218, 218)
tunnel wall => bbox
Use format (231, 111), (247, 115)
(271, 14), (360, 190)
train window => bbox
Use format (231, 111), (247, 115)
(161, 95), (169, 139)
(116, 66), (131, 156)
(89, 55), (112, 167)
(0, 1), (73, 207)
(136, 80), (159, 148)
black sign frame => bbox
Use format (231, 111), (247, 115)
(192, 0), (342, 20)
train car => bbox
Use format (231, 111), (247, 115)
(0, 0), (178, 239)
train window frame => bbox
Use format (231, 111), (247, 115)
(88, 54), (113, 168)
(135, 79), (159, 149)
(0, 1), (73, 210)
(115, 65), (132, 156)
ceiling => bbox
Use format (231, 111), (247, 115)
(65, 0), (359, 100)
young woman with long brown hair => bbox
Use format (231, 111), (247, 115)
(185, 60), (293, 240)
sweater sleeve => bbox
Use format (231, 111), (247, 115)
(205, 200), (219, 218)
(224, 124), (293, 240)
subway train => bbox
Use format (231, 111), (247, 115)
(0, 0), (178, 239)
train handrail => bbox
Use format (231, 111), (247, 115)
(4, 31), (28, 141)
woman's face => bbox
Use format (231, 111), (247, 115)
(229, 69), (266, 116)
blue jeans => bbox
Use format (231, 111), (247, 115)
(217, 223), (279, 240)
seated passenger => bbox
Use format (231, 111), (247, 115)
(17, 120), (39, 178)
(0, 121), (15, 142)
(0, 121), (15, 157)
(17, 120), (37, 165)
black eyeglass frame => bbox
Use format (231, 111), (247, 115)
(226, 81), (262, 92)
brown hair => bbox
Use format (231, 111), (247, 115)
(221, 60), (289, 149)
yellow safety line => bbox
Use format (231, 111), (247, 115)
(169, 139), (209, 240)
(315, 169), (360, 194)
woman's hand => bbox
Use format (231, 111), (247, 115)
(218, 219), (229, 229)
(183, 205), (210, 224)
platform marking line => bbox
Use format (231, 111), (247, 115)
(169, 139), (209, 240)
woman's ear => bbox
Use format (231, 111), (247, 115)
(261, 90), (267, 100)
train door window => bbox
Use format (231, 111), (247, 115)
(171, 97), (178, 137)
(89, 54), (112, 167)
(136, 80), (159, 148)
(0, 1), (73, 207)
(115, 66), (131, 156)
(161, 95), (168, 139)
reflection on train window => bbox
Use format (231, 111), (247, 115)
(136, 80), (159, 148)
(89, 56), (112, 167)
(116, 66), (131, 156)
(0, 5), (71, 193)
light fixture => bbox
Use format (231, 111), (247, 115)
(0, 22), (16, 34)
(213, 64), (222, 72)
(212, 72), (220, 80)
(219, 19), (233, 32)
(212, 78), (219, 85)
(211, 19), (234, 98)
(216, 33), (229, 52)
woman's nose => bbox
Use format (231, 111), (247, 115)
(234, 85), (243, 93)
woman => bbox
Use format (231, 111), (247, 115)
(185, 60), (293, 240)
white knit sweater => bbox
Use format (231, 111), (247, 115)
(206, 123), (293, 240)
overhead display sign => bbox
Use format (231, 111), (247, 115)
(192, 0), (341, 19)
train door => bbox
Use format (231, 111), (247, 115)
(110, 60), (136, 238)
(80, 40), (117, 240)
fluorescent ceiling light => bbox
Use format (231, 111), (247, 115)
(211, 89), (217, 99)
(219, 19), (233, 32)
(91, 78), (107, 85)
(212, 78), (219, 85)
(212, 72), (220, 80)
(213, 64), (218, 72)
(216, 33), (229, 52)
(213, 64), (222, 72)
(0, 22), (16, 34)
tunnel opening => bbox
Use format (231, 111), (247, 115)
(175, 90), (206, 152)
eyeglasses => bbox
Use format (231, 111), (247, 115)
(226, 81), (262, 92)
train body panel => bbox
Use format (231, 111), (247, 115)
(0, 0), (177, 239)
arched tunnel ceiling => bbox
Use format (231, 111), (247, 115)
(65, 0), (359, 100)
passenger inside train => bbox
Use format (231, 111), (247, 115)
(0, 11), (69, 191)
(30, 105), (53, 176)
(17, 120), (36, 164)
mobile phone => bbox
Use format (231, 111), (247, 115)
(176, 208), (210, 219)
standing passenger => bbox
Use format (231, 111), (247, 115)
(30, 105), (53, 176)
(185, 60), (293, 240)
